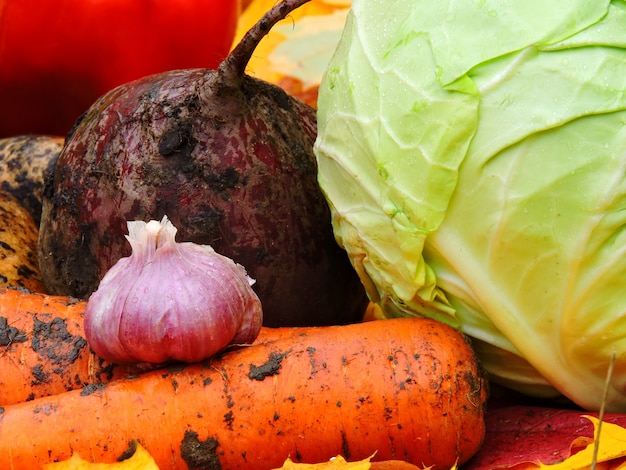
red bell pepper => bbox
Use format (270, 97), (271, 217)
(0, 0), (240, 137)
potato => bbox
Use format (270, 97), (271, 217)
(0, 135), (64, 226)
(0, 190), (46, 292)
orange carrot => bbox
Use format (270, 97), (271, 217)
(0, 317), (488, 469)
(0, 287), (151, 405)
(0, 286), (312, 405)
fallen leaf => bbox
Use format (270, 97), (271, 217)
(273, 455), (428, 470)
(42, 442), (159, 469)
(464, 405), (598, 469)
(274, 455), (372, 470)
(538, 417), (626, 469)
(232, 0), (351, 107)
(268, 7), (349, 89)
(464, 405), (626, 470)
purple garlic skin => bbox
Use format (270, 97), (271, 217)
(84, 216), (263, 364)
(38, 70), (369, 327)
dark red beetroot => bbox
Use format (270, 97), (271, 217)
(38, 0), (368, 327)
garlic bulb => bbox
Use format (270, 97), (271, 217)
(83, 215), (263, 364)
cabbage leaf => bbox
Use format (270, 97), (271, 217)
(314, 0), (626, 410)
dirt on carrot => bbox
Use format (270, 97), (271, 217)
(0, 317), (488, 470)
(0, 287), (152, 405)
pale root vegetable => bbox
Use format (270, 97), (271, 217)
(0, 317), (488, 469)
(0, 190), (46, 292)
(0, 134), (64, 226)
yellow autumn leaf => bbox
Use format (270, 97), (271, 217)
(42, 442), (159, 470)
(273, 455), (372, 470)
(273, 455), (445, 470)
(539, 416), (626, 470)
(232, 0), (351, 106)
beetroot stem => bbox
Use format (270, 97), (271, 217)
(217, 0), (312, 87)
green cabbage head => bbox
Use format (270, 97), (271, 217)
(314, 0), (626, 411)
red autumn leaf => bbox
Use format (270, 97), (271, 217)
(464, 405), (626, 469)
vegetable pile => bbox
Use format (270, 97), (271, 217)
(314, 0), (626, 411)
(1, 0), (490, 466)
